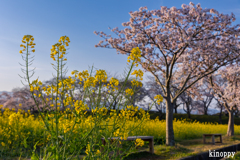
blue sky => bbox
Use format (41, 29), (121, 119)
(0, 0), (240, 92)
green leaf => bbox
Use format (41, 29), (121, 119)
(23, 136), (28, 148)
(31, 142), (40, 160)
(33, 141), (39, 151)
(31, 153), (39, 160)
(70, 147), (74, 153)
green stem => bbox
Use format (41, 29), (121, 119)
(55, 46), (60, 155)
(24, 40), (52, 147)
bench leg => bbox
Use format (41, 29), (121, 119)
(149, 140), (154, 154)
(212, 135), (215, 145)
(215, 135), (222, 144)
(203, 135), (206, 144)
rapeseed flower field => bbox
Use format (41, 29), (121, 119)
(1, 107), (239, 158)
(1, 35), (239, 159)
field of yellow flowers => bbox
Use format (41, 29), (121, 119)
(1, 107), (239, 158)
(1, 35), (240, 159)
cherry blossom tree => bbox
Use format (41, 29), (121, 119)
(0, 92), (11, 108)
(144, 75), (166, 119)
(0, 86), (53, 114)
(0, 89), (32, 112)
(145, 75), (182, 115)
(170, 86), (184, 114)
(179, 90), (196, 118)
(207, 64), (240, 136)
(193, 82), (214, 115)
(118, 78), (148, 108)
(95, 2), (240, 145)
(214, 97), (225, 124)
(234, 107), (239, 118)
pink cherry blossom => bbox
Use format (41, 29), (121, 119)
(204, 64), (240, 136)
(94, 3), (240, 146)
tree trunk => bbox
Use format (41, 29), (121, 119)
(187, 111), (191, 119)
(174, 105), (177, 113)
(204, 108), (208, 115)
(227, 110), (234, 136)
(219, 111), (222, 124)
(185, 103), (191, 119)
(166, 99), (175, 146)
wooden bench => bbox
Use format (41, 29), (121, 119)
(101, 136), (154, 154)
(203, 134), (222, 144)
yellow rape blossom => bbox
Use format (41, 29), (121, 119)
(125, 88), (134, 96)
(131, 79), (142, 87)
(135, 138), (144, 147)
(20, 35), (35, 54)
(96, 149), (101, 155)
(114, 129), (120, 137)
(154, 95), (163, 105)
(71, 70), (78, 75)
(1, 142), (5, 147)
(84, 77), (96, 89)
(127, 47), (141, 66)
(95, 69), (107, 83)
(131, 69), (144, 81)
(78, 70), (89, 80)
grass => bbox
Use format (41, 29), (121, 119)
(1, 112), (240, 160)
(3, 134), (240, 160)
(122, 134), (240, 160)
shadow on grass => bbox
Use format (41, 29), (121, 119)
(123, 144), (194, 160)
(123, 151), (160, 160)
